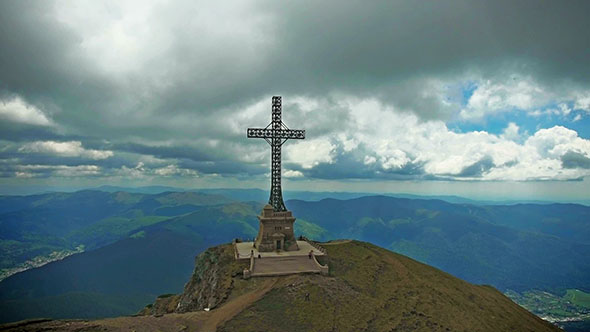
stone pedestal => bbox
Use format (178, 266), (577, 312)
(254, 204), (299, 252)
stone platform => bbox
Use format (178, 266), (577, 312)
(235, 240), (324, 259)
(235, 241), (328, 278)
(251, 256), (324, 277)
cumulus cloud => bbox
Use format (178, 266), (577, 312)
(283, 169), (303, 178)
(501, 123), (521, 141)
(458, 78), (590, 121)
(154, 164), (198, 177)
(574, 95), (590, 112)
(12, 164), (101, 178)
(116, 162), (147, 178)
(19, 141), (113, 160)
(363, 156), (377, 165)
(1, 1), (590, 188)
(52, 165), (101, 177)
(285, 139), (336, 169)
(113, 162), (200, 179)
(281, 98), (590, 181)
(0, 96), (53, 126)
(526, 126), (590, 159)
(2, 0), (590, 135)
(460, 80), (542, 120)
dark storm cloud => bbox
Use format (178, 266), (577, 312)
(112, 143), (215, 162)
(0, 142), (125, 171)
(3, 0), (589, 131)
(302, 164), (427, 180)
(286, 142), (427, 180)
(457, 156), (495, 178)
(267, 0), (590, 117)
(0, 1), (116, 128)
(0, 2), (80, 94)
(561, 151), (590, 169)
(1, 0), (590, 182)
(0, 122), (65, 142)
(278, 98), (352, 138)
(299, 159), (428, 181)
(112, 143), (266, 175)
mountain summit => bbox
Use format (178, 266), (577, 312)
(0, 240), (560, 332)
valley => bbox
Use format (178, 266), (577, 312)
(0, 241), (562, 332)
(0, 245), (84, 282)
(0, 189), (589, 329)
(506, 289), (590, 325)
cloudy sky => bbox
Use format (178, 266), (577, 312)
(1, 0), (590, 200)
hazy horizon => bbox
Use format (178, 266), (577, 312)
(2, 180), (589, 205)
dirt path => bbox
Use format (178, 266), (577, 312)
(98, 277), (278, 332)
(200, 277), (277, 332)
(322, 239), (352, 245)
(0, 278), (278, 332)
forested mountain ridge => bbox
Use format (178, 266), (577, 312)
(0, 190), (588, 324)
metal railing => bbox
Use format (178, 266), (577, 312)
(299, 236), (327, 254)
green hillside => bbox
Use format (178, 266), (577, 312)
(1, 191), (589, 325)
(0, 190), (234, 270)
(0, 241), (561, 331)
(221, 241), (560, 332)
(565, 289), (590, 308)
(506, 289), (590, 324)
(0, 202), (261, 322)
(288, 196), (590, 292)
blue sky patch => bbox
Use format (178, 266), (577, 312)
(448, 107), (589, 139)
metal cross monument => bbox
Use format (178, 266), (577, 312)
(247, 96), (305, 212)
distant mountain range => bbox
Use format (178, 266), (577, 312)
(0, 191), (260, 322)
(0, 190), (234, 270)
(5, 184), (589, 206)
(288, 197), (590, 292)
(0, 189), (588, 324)
(95, 185), (590, 206)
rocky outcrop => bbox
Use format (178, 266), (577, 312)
(221, 241), (561, 332)
(138, 294), (181, 316)
(176, 244), (247, 312)
(138, 244), (248, 316)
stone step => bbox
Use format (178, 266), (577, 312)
(251, 255), (321, 277)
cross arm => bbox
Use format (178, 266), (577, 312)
(247, 128), (305, 139)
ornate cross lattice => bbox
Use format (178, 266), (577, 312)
(247, 96), (305, 212)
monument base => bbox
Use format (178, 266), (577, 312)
(235, 240), (325, 259)
(254, 204), (299, 252)
(235, 240), (329, 278)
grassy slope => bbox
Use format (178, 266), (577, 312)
(0, 202), (261, 323)
(564, 289), (590, 308)
(288, 197), (590, 292)
(66, 215), (170, 250)
(0, 190), (232, 269)
(221, 241), (560, 332)
(0, 240), (561, 332)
